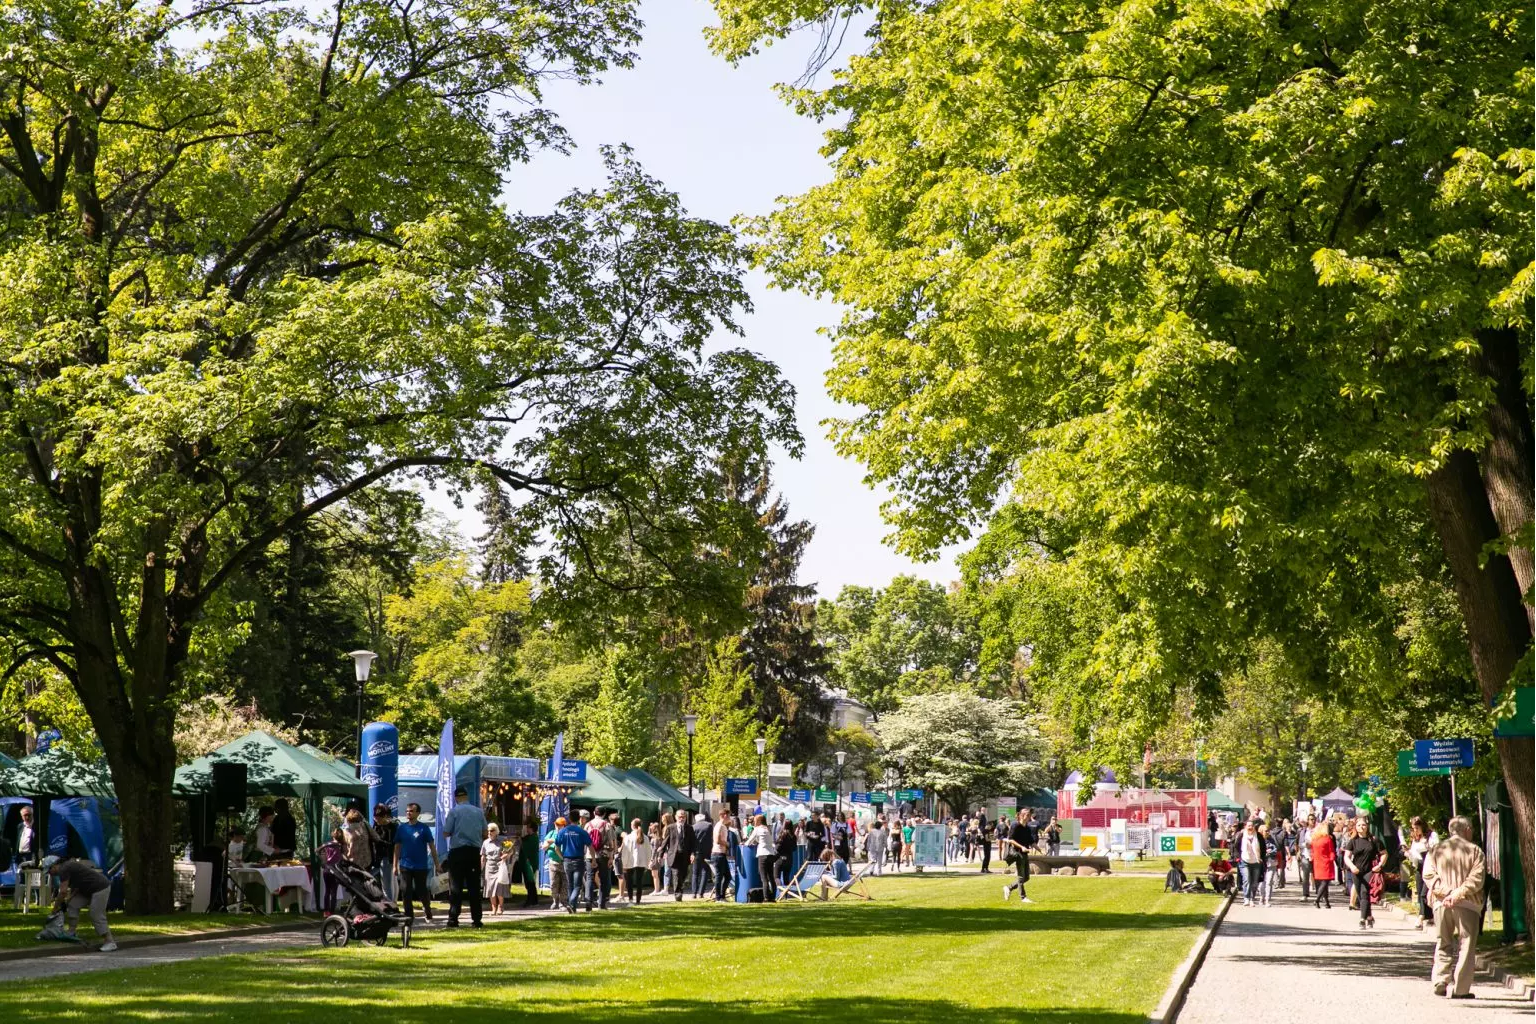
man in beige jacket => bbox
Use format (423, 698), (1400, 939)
(1421, 816), (1486, 999)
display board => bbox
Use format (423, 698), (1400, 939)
(911, 823), (946, 867)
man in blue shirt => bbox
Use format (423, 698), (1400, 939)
(441, 787), (486, 928)
(393, 802), (440, 922)
(554, 817), (593, 914)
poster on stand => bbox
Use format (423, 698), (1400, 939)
(912, 823), (946, 867)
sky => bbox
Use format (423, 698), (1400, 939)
(426, 0), (965, 597)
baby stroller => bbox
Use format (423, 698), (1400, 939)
(320, 857), (410, 948)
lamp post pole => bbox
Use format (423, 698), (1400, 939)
(348, 650), (378, 778)
(835, 750), (847, 818)
(684, 714), (698, 802)
(755, 737), (767, 792)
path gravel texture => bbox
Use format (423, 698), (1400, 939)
(1179, 891), (1533, 1022)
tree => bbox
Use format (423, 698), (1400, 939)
(172, 694), (299, 763)
(710, 0), (1533, 912)
(583, 644), (659, 773)
(801, 724), (879, 791)
(381, 554), (550, 756)
(672, 637), (781, 792)
(733, 467), (831, 760)
(0, 0), (797, 911)
(818, 575), (983, 713)
(877, 692), (1044, 811)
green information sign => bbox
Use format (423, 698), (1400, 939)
(814, 788), (837, 802)
(1494, 686), (1534, 738)
(868, 792), (888, 803)
(1397, 749), (1452, 778)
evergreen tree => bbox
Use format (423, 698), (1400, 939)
(732, 466), (831, 761)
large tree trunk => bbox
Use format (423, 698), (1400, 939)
(1475, 327), (1534, 629)
(110, 745), (179, 915)
(1425, 448), (1534, 927)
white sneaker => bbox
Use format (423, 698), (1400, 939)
(98, 941), (118, 953)
(1002, 885), (1011, 901)
(1243, 899), (1251, 906)
(1019, 897), (1035, 904)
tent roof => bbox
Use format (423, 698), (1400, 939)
(1319, 786), (1355, 801)
(174, 730), (366, 800)
(0, 745), (116, 799)
(1018, 788), (1058, 808)
(610, 767), (698, 812)
(567, 766), (698, 815)
(0, 750), (17, 768)
(1205, 789), (1242, 811)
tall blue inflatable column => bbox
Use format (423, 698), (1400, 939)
(360, 722), (399, 817)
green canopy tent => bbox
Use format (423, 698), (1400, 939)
(0, 750), (18, 769)
(1205, 789), (1242, 813)
(0, 746), (123, 873)
(174, 731), (366, 871)
(0, 744), (117, 800)
(568, 766), (698, 824)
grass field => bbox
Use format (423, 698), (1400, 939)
(0, 906), (289, 949)
(0, 873), (1212, 1023)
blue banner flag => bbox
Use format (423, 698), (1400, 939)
(434, 718), (455, 857)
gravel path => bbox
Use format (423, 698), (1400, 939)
(1179, 892), (1532, 1021)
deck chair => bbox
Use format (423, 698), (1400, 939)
(782, 861), (828, 901)
(829, 860), (874, 901)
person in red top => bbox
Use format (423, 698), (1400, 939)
(1207, 852), (1236, 894)
(1309, 822), (1336, 908)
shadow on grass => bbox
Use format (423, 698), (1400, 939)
(409, 902), (1209, 946)
(2, 988), (1155, 1024)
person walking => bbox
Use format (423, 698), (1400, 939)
(664, 809), (694, 901)
(710, 809), (733, 901)
(775, 817), (798, 887)
(588, 809), (619, 910)
(1342, 816), (1384, 929)
(1001, 812), (1037, 904)
(542, 818), (567, 911)
(804, 812), (828, 862)
(554, 816), (593, 913)
(1407, 816), (1438, 931)
(393, 802), (440, 922)
(1258, 824), (1278, 906)
(1422, 816), (1486, 999)
(441, 786), (487, 928)
(647, 821), (665, 896)
(620, 818), (652, 904)
(978, 815), (993, 874)
(1237, 819), (1266, 907)
(1045, 816), (1062, 857)
(1296, 813), (1316, 901)
(341, 807), (372, 871)
(889, 817), (902, 873)
(1307, 821), (1334, 908)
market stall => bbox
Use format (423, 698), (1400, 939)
(0, 746), (123, 889)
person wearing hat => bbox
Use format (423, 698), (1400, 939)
(554, 816), (593, 913)
(542, 818), (568, 910)
(441, 786), (487, 928)
(45, 855), (116, 952)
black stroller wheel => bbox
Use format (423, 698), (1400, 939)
(400, 922), (412, 948)
(320, 915), (349, 948)
(371, 930), (389, 946)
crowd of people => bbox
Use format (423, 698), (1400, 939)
(1198, 807), (1488, 1001)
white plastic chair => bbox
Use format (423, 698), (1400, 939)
(15, 867), (51, 913)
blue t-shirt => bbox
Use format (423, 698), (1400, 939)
(555, 824), (592, 860)
(442, 802), (487, 850)
(395, 820), (435, 871)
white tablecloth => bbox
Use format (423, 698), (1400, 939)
(232, 865), (314, 911)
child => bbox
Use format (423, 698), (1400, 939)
(1164, 858), (1187, 892)
(321, 827), (345, 913)
(227, 826), (247, 868)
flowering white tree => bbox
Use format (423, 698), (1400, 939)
(878, 692), (1045, 812)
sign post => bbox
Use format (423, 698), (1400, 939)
(1413, 739), (1474, 818)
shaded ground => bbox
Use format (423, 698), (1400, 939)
(0, 873), (1205, 1023)
(0, 906), (297, 949)
(1181, 892), (1532, 1022)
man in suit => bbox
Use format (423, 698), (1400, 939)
(690, 812), (713, 898)
(662, 809), (694, 902)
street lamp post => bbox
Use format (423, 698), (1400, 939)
(684, 714), (698, 801)
(348, 650), (377, 778)
(754, 736), (767, 791)
(835, 750), (847, 818)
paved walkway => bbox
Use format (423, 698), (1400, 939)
(1180, 892), (1532, 1022)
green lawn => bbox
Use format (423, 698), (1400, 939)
(0, 874), (1213, 1023)
(0, 906), (299, 950)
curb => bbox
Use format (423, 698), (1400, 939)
(1147, 891), (1234, 1024)
(1383, 901), (1534, 1001)
(0, 918), (315, 962)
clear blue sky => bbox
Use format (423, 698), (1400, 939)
(431, 0), (963, 597)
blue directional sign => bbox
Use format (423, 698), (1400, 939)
(724, 777), (759, 796)
(850, 792), (870, 804)
(788, 788), (813, 802)
(545, 757), (588, 783)
(1413, 739), (1473, 771)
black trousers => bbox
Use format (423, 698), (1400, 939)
(758, 855), (776, 901)
(1006, 854), (1029, 895)
(626, 866), (647, 900)
(400, 868), (432, 919)
(1314, 879), (1332, 907)
(979, 840), (991, 872)
(446, 846), (482, 925)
